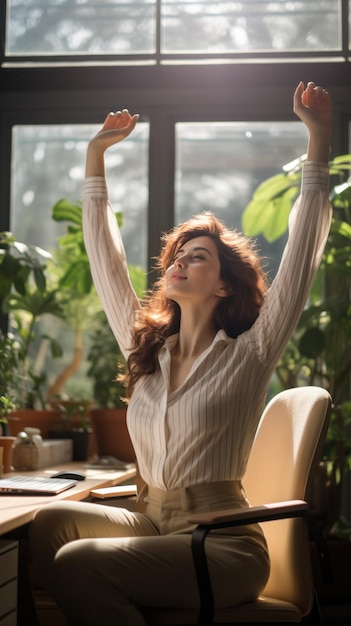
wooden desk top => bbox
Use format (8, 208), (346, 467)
(0, 462), (136, 536)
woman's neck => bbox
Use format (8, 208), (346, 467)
(173, 309), (218, 359)
(169, 316), (218, 394)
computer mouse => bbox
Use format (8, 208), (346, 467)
(51, 470), (86, 481)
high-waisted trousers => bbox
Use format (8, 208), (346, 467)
(29, 481), (270, 626)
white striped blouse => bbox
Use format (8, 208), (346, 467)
(82, 162), (331, 490)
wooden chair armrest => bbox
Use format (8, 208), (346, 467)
(187, 499), (307, 528)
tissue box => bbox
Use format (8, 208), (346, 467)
(37, 439), (73, 468)
(12, 439), (73, 471)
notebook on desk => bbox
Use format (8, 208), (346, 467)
(0, 475), (77, 495)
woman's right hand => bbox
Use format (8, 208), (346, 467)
(90, 109), (139, 151)
(85, 109), (139, 177)
(293, 82), (331, 163)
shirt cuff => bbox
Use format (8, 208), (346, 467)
(301, 162), (330, 193)
(83, 176), (108, 198)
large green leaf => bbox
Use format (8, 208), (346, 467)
(330, 217), (351, 240)
(330, 182), (351, 209)
(58, 260), (93, 295)
(242, 185), (298, 241)
(249, 172), (297, 202)
(13, 267), (30, 295)
(3, 290), (64, 318)
(52, 199), (83, 225)
(329, 154), (351, 174)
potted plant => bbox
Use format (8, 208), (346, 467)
(242, 153), (351, 602)
(0, 207), (102, 442)
(48, 198), (146, 463)
(0, 231), (64, 437)
(242, 154), (351, 527)
(0, 199), (146, 461)
(45, 199), (103, 401)
(87, 310), (135, 463)
(0, 330), (18, 436)
(49, 399), (93, 461)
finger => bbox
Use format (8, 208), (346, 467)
(312, 85), (325, 100)
(293, 81), (305, 110)
(116, 111), (139, 130)
(301, 83), (323, 107)
(101, 111), (122, 131)
(114, 109), (134, 126)
(301, 83), (316, 106)
(119, 114), (139, 136)
(303, 85), (330, 110)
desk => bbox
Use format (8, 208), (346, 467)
(0, 462), (136, 536)
(0, 463), (136, 626)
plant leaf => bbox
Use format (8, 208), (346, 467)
(52, 199), (83, 225)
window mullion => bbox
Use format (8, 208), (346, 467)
(341, 0), (350, 57)
(147, 113), (175, 283)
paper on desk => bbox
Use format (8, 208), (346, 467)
(90, 484), (137, 499)
(84, 455), (134, 471)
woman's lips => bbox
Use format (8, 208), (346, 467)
(169, 273), (187, 281)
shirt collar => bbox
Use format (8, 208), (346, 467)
(162, 328), (230, 353)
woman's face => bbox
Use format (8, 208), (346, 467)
(165, 235), (227, 304)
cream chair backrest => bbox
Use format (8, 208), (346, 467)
(242, 386), (331, 614)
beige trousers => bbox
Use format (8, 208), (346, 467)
(29, 481), (270, 626)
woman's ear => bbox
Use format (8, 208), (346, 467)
(216, 282), (232, 298)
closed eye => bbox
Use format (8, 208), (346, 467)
(173, 245), (212, 263)
(191, 254), (205, 260)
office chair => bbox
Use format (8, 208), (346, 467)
(142, 385), (331, 626)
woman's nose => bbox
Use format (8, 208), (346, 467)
(175, 255), (186, 268)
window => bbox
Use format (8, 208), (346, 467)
(3, 0), (345, 65)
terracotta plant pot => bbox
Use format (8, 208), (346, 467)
(0, 436), (16, 473)
(8, 409), (61, 439)
(90, 408), (135, 463)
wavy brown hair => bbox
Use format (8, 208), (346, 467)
(124, 212), (267, 397)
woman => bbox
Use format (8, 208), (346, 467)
(30, 81), (332, 625)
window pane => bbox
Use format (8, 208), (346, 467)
(10, 123), (148, 399)
(162, 0), (340, 53)
(175, 121), (307, 272)
(6, 0), (156, 55)
(11, 123), (149, 268)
